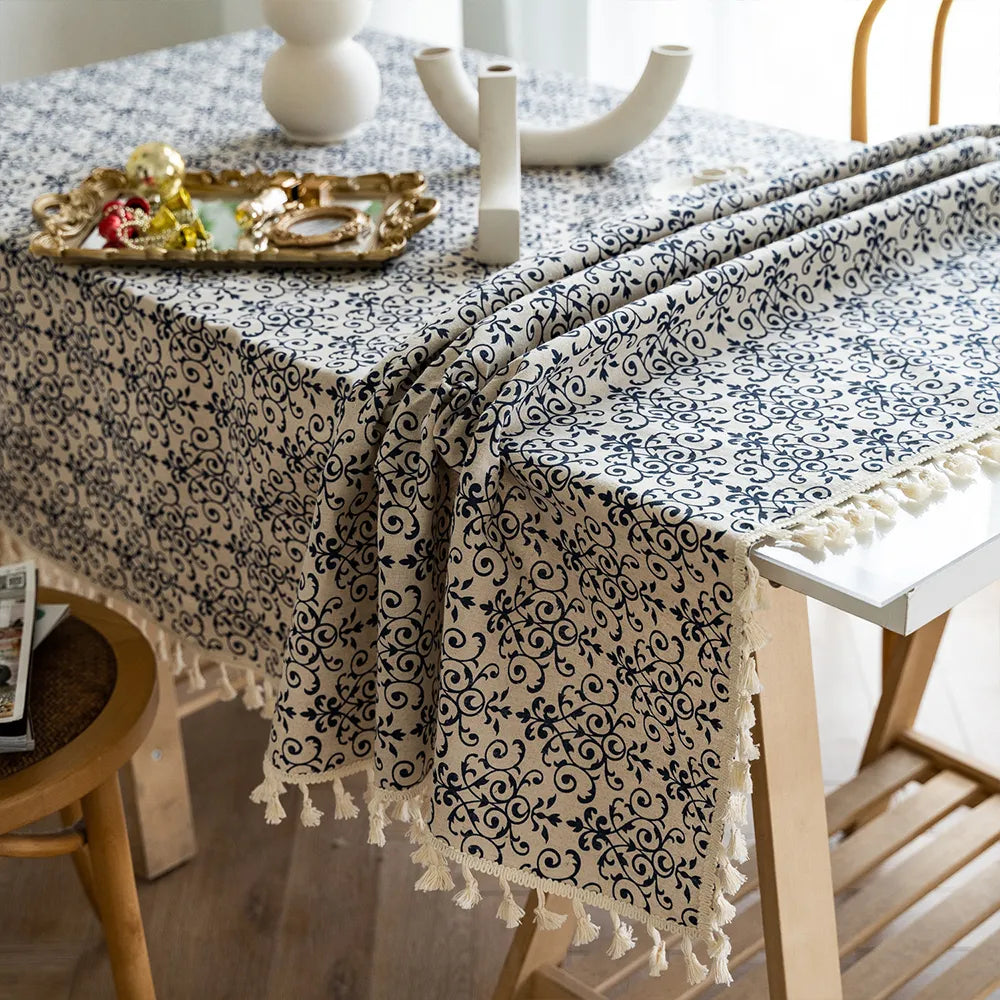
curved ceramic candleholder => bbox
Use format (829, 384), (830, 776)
(414, 44), (693, 167)
(263, 0), (381, 145)
(477, 62), (520, 265)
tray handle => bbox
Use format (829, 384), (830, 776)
(32, 192), (68, 226)
(409, 196), (440, 235)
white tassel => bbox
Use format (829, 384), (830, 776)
(607, 912), (636, 960)
(682, 935), (709, 986)
(496, 875), (526, 929)
(736, 725), (759, 763)
(299, 784), (323, 827)
(736, 560), (768, 616)
(727, 824), (749, 864)
(719, 856), (747, 895)
(333, 777), (360, 820)
(709, 931), (734, 986)
(743, 616), (770, 653)
(732, 759), (752, 795)
(156, 634), (172, 667)
(647, 922), (670, 977)
(242, 668), (264, 710)
(735, 694), (755, 731)
(824, 514), (854, 547)
(723, 790), (748, 829)
(261, 678), (277, 718)
(391, 797), (416, 823)
(217, 664), (238, 701)
(791, 522), (828, 550)
(250, 774), (287, 825)
(186, 658), (207, 693)
(845, 502), (876, 535)
(714, 884), (737, 925)
(173, 643), (187, 678)
(533, 888), (568, 930)
(943, 451), (978, 480)
(920, 465), (950, 493)
(368, 797), (388, 847)
(899, 474), (931, 502)
(979, 437), (1000, 463)
(571, 898), (600, 946)
(406, 801), (428, 844)
(867, 489), (899, 518)
(412, 840), (454, 892)
(410, 841), (439, 867)
(453, 863), (483, 910)
(414, 859), (455, 892)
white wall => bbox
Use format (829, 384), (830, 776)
(587, 0), (1000, 142)
(0, 1), (226, 82)
(1, 0), (996, 144)
(0, 0), (461, 84)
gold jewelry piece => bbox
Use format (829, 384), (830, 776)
(236, 187), (290, 231)
(267, 205), (369, 248)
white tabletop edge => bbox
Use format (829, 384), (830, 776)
(750, 466), (1000, 635)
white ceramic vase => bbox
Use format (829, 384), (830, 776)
(262, 0), (381, 145)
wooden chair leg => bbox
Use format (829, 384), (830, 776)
(863, 613), (950, 768)
(492, 890), (577, 1000)
(121, 653), (196, 879)
(60, 799), (101, 919)
(81, 774), (156, 1000)
(752, 586), (842, 1000)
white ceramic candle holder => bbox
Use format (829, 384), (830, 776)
(263, 0), (381, 145)
(477, 62), (521, 265)
(414, 44), (693, 167)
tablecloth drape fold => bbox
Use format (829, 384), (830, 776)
(257, 126), (1000, 980)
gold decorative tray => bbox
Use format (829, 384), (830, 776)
(29, 168), (439, 267)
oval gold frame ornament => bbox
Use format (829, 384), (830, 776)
(267, 204), (370, 248)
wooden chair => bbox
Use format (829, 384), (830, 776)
(0, 588), (158, 1000)
(851, 0), (955, 141)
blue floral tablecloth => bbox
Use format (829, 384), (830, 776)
(0, 29), (843, 685)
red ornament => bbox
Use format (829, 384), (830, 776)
(99, 197), (147, 248)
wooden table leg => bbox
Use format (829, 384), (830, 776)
(752, 586), (842, 1000)
(81, 774), (157, 1000)
(864, 614), (950, 768)
(121, 653), (196, 879)
(60, 799), (101, 918)
(492, 890), (577, 1000)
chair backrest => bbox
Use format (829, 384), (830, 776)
(851, 0), (955, 141)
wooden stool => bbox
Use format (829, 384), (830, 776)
(0, 588), (158, 1000)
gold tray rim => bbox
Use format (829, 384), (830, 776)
(29, 167), (440, 267)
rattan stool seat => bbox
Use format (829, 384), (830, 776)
(0, 616), (116, 780)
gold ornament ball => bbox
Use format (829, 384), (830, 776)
(125, 143), (186, 201)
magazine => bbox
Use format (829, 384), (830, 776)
(0, 562), (36, 724)
(33, 603), (70, 651)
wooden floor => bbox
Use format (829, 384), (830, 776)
(3, 583), (1000, 1000)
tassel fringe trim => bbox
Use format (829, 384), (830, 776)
(250, 762), (720, 976)
(0, 524), (272, 714)
(250, 426), (1000, 987)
